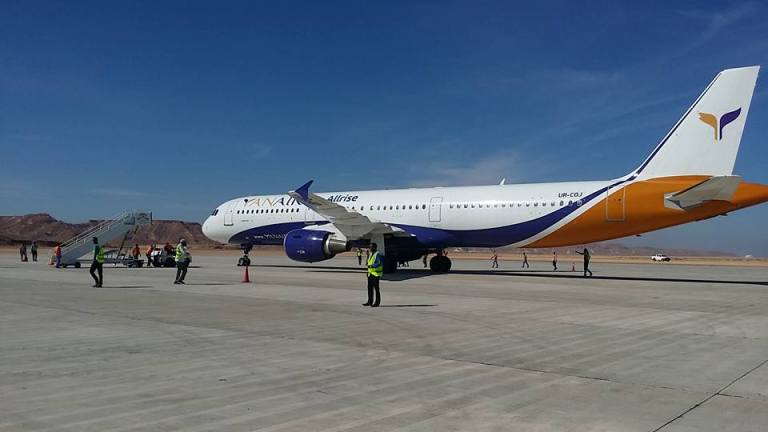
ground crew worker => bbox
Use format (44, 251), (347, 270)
(19, 242), (28, 262)
(132, 244), (140, 260)
(491, 250), (499, 268)
(30, 241), (38, 262)
(54, 243), (62, 268)
(356, 248), (363, 266)
(174, 239), (191, 284)
(575, 247), (593, 277)
(363, 243), (383, 307)
(522, 251), (530, 268)
(552, 251), (558, 271)
(89, 237), (104, 287)
(146, 244), (154, 268)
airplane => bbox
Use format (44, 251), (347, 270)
(202, 66), (768, 273)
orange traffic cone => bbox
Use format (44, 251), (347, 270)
(242, 265), (251, 283)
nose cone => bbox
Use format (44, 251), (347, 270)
(202, 217), (213, 240)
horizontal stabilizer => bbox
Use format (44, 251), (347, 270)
(664, 175), (741, 210)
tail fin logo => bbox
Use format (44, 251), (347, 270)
(698, 108), (741, 141)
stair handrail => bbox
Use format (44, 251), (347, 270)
(60, 210), (136, 250)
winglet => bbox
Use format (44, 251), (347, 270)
(291, 180), (314, 202)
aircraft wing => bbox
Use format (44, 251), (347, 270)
(288, 180), (398, 239)
(664, 175), (741, 210)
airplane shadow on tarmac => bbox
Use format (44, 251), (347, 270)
(249, 264), (767, 285)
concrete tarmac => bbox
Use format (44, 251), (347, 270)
(1, 253), (767, 431)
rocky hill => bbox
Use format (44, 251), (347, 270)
(0, 214), (223, 247)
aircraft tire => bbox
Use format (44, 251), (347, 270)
(429, 255), (451, 273)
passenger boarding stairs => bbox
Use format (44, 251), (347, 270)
(59, 210), (152, 267)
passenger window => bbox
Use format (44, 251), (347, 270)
(551, 201), (556, 206)
(542, 202), (547, 207)
(560, 200), (564, 206)
(471, 203), (475, 208)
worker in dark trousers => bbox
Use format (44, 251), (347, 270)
(363, 243), (383, 307)
(174, 239), (191, 284)
(491, 250), (499, 268)
(522, 251), (530, 268)
(575, 248), (593, 277)
(30, 241), (38, 262)
(89, 237), (104, 287)
(19, 242), (28, 262)
(356, 248), (363, 266)
(552, 251), (558, 271)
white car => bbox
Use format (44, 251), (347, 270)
(651, 253), (671, 262)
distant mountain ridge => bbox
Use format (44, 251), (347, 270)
(0, 214), (222, 247)
(0, 213), (737, 256)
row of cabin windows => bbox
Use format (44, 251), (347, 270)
(236, 204), (429, 215)
(237, 208), (302, 214)
(234, 200), (583, 215)
(449, 200), (582, 209)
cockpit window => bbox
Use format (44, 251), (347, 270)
(210, 209), (219, 216)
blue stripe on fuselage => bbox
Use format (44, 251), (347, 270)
(228, 182), (620, 249)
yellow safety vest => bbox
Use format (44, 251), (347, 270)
(367, 251), (383, 277)
(175, 244), (184, 261)
(95, 245), (105, 264)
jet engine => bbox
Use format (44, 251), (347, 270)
(283, 229), (349, 263)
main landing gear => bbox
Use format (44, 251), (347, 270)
(429, 251), (452, 273)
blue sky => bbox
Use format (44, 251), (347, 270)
(1, 1), (767, 255)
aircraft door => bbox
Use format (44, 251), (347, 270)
(224, 202), (235, 226)
(605, 185), (626, 221)
(429, 197), (443, 222)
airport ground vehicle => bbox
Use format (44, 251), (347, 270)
(651, 254), (671, 262)
(150, 248), (176, 267)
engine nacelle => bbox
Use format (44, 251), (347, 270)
(283, 229), (349, 263)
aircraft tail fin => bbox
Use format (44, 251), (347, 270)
(634, 66), (759, 179)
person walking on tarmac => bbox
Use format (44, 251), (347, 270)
(575, 247), (593, 277)
(356, 248), (363, 266)
(19, 242), (28, 262)
(131, 244), (140, 260)
(146, 244), (154, 268)
(174, 239), (191, 284)
(54, 243), (62, 268)
(491, 250), (499, 268)
(89, 237), (105, 287)
(363, 243), (383, 307)
(522, 251), (530, 268)
(552, 251), (558, 271)
(31, 241), (38, 262)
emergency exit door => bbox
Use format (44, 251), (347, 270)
(224, 202), (234, 226)
(605, 185), (626, 221)
(429, 197), (443, 222)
